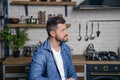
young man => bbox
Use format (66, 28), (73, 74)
(30, 16), (78, 80)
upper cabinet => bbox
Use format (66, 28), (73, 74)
(11, 1), (76, 6)
(73, 0), (120, 10)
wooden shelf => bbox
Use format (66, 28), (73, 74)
(11, 1), (76, 6)
(7, 23), (71, 28)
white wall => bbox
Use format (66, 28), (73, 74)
(7, 0), (120, 55)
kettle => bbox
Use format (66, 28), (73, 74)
(85, 43), (96, 58)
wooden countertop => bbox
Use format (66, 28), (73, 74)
(3, 56), (32, 65)
(72, 55), (120, 64)
(3, 55), (120, 65)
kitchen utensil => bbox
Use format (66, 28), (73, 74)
(84, 23), (89, 41)
(90, 22), (95, 40)
(96, 22), (100, 37)
(78, 23), (82, 41)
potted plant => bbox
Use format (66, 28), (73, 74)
(0, 27), (29, 58)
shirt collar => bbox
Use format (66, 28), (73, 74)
(43, 38), (66, 52)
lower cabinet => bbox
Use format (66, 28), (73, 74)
(2, 56), (86, 80)
(5, 78), (27, 80)
(0, 63), (2, 80)
(74, 64), (86, 80)
(3, 64), (86, 80)
(0, 59), (3, 80)
(3, 65), (29, 80)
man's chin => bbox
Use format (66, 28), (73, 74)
(63, 38), (68, 42)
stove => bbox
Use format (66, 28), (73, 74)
(85, 51), (120, 61)
(86, 64), (120, 80)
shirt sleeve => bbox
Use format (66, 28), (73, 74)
(29, 51), (48, 80)
(66, 46), (78, 80)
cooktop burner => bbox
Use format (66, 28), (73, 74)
(85, 51), (120, 61)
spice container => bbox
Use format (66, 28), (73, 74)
(23, 45), (38, 57)
(26, 16), (37, 24)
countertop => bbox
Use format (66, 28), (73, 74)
(3, 55), (120, 65)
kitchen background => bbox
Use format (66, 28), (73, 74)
(0, 0), (120, 58)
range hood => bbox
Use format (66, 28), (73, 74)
(73, 0), (120, 9)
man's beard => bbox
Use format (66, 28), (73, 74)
(55, 35), (68, 42)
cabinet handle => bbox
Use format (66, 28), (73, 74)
(91, 72), (120, 76)
(25, 66), (29, 72)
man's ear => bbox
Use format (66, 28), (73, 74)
(50, 31), (56, 37)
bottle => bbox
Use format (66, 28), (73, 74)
(20, 15), (24, 23)
(38, 11), (42, 24)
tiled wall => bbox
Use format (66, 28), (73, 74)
(4, 0), (120, 56)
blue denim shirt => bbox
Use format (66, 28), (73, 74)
(29, 38), (78, 80)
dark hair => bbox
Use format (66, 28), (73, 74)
(46, 16), (66, 37)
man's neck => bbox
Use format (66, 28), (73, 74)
(50, 38), (60, 52)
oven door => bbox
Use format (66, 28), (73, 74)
(87, 72), (120, 80)
(94, 76), (118, 80)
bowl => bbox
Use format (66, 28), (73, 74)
(8, 18), (20, 24)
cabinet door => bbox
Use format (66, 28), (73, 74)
(78, 77), (84, 80)
(5, 66), (29, 73)
(74, 64), (85, 80)
(3, 65), (29, 80)
(0, 63), (2, 80)
(5, 78), (27, 80)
